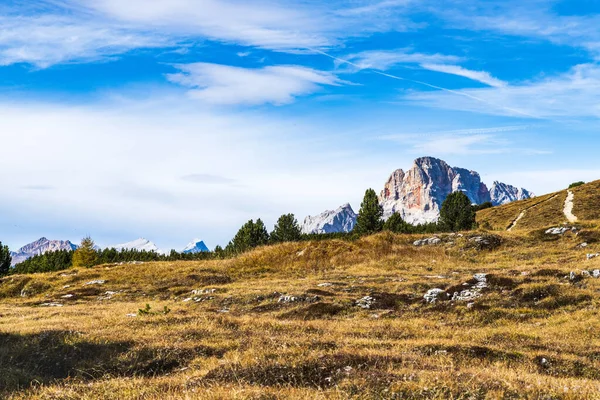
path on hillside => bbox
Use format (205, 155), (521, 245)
(507, 211), (525, 231)
(563, 190), (578, 223)
(506, 194), (560, 231)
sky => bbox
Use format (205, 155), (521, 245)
(2, 0), (600, 252)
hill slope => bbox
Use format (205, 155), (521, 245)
(477, 179), (600, 231)
(2, 225), (600, 399)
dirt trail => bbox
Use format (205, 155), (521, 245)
(506, 194), (560, 231)
(508, 211), (525, 231)
(563, 190), (578, 223)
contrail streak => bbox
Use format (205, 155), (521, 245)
(309, 48), (539, 119)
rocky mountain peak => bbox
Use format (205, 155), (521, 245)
(10, 237), (78, 266)
(301, 203), (357, 234)
(379, 157), (532, 224)
(490, 181), (534, 206)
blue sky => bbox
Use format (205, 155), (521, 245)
(1, 0), (600, 251)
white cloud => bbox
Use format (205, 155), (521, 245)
(167, 63), (344, 105)
(0, 15), (172, 68)
(406, 64), (600, 118)
(0, 97), (389, 250)
(378, 126), (531, 155)
(342, 49), (461, 71)
(420, 64), (507, 88)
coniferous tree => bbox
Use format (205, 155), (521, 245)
(270, 213), (302, 243)
(383, 213), (412, 234)
(355, 188), (384, 235)
(72, 237), (98, 268)
(226, 219), (270, 255)
(0, 242), (11, 277)
(439, 191), (476, 232)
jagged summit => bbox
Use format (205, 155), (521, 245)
(378, 157), (534, 224)
(10, 237), (78, 266)
(301, 203), (357, 234)
(490, 181), (535, 206)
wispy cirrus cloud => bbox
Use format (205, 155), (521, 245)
(407, 63), (600, 118)
(341, 49), (462, 71)
(378, 125), (541, 155)
(0, 15), (173, 68)
(167, 63), (344, 106)
(421, 64), (507, 88)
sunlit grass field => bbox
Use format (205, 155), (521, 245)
(3, 214), (600, 399)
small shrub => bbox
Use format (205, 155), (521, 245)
(568, 181), (585, 189)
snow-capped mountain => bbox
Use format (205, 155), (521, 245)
(10, 237), (78, 266)
(112, 238), (160, 253)
(490, 181), (535, 206)
(182, 239), (210, 253)
(301, 203), (357, 234)
(379, 157), (534, 224)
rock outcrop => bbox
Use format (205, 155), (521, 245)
(301, 203), (357, 234)
(379, 157), (533, 224)
(10, 237), (78, 266)
(490, 181), (534, 206)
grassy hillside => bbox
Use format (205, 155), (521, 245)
(3, 226), (600, 399)
(477, 179), (600, 231)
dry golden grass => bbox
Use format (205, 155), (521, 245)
(2, 224), (600, 399)
(477, 179), (600, 231)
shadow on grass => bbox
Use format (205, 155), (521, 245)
(0, 330), (216, 393)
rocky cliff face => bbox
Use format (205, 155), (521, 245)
(379, 157), (533, 224)
(490, 181), (534, 206)
(10, 237), (78, 266)
(301, 203), (357, 234)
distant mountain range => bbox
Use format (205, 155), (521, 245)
(10, 238), (77, 266)
(301, 156), (534, 234)
(10, 237), (210, 266)
(9, 156), (532, 264)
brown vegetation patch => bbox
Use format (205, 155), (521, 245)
(201, 353), (403, 388)
(279, 302), (345, 320)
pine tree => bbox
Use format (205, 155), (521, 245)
(355, 188), (384, 235)
(227, 219), (270, 254)
(383, 213), (412, 233)
(0, 242), (11, 276)
(270, 214), (302, 243)
(72, 237), (98, 268)
(439, 191), (476, 232)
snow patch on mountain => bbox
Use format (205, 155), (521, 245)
(183, 239), (210, 253)
(112, 238), (160, 253)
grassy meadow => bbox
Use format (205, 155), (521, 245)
(2, 216), (600, 399)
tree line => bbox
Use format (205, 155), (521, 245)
(217, 189), (481, 257)
(1, 189), (482, 276)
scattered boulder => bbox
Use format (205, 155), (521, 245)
(587, 254), (600, 260)
(467, 235), (502, 251)
(545, 227), (569, 235)
(424, 289), (446, 303)
(40, 303), (63, 307)
(84, 280), (106, 286)
(355, 296), (376, 309)
(278, 295), (319, 304)
(414, 237), (442, 246)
